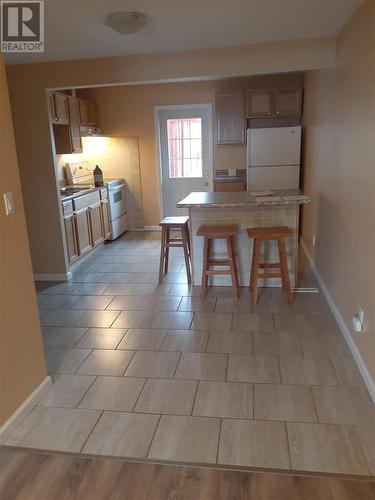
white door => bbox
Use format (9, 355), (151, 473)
(247, 126), (301, 167)
(156, 105), (212, 217)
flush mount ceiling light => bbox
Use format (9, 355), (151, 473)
(105, 12), (148, 34)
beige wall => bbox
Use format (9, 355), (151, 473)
(6, 37), (333, 275)
(302, 1), (375, 382)
(0, 54), (47, 427)
(80, 72), (303, 226)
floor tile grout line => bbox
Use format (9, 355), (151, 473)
(46, 365), (360, 390)
(353, 424), (373, 476)
(75, 375), (98, 408)
(284, 421), (293, 470)
(78, 409), (104, 453)
(69, 348), (93, 375)
(172, 351), (184, 379)
(131, 377), (149, 413)
(145, 414), (162, 459)
(24, 400), (375, 426)
(309, 385), (320, 424)
(189, 379), (200, 417)
(215, 418), (223, 464)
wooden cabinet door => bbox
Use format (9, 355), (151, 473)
(100, 200), (111, 239)
(75, 209), (92, 256)
(63, 215), (79, 264)
(67, 97), (83, 154)
(247, 90), (273, 117)
(274, 89), (302, 116)
(214, 181), (246, 192)
(53, 93), (69, 124)
(88, 101), (99, 126)
(216, 93), (245, 144)
(78, 99), (90, 126)
(89, 204), (105, 247)
(48, 93), (58, 122)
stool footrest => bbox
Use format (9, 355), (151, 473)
(259, 263), (280, 269)
(205, 270), (231, 276)
(207, 260), (230, 266)
(257, 272), (282, 279)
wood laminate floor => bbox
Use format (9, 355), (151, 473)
(1, 447), (375, 500)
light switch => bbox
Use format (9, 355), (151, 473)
(3, 192), (15, 215)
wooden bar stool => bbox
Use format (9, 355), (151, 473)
(197, 225), (239, 299)
(247, 226), (293, 305)
(159, 216), (191, 283)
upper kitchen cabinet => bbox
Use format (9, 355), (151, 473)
(247, 90), (273, 118)
(216, 93), (245, 144)
(53, 96), (83, 154)
(274, 89), (302, 116)
(49, 92), (69, 124)
(79, 98), (100, 127)
(67, 97), (83, 153)
(247, 88), (302, 118)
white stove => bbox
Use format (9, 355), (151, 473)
(65, 162), (128, 239)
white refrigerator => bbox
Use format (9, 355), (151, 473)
(246, 126), (301, 191)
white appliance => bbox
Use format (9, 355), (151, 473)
(65, 162), (128, 240)
(246, 126), (301, 191)
(106, 178), (128, 240)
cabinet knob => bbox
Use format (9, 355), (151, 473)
(276, 111), (280, 115)
(267, 112), (272, 116)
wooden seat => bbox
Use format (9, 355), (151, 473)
(160, 216), (190, 227)
(247, 226), (293, 305)
(247, 226), (293, 239)
(197, 224), (237, 238)
(197, 224), (239, 299)
(159, 216), (191, 283)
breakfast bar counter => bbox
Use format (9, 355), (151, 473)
(177, 190), (310, 287)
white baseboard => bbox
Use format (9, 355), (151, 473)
(0, 376), (52, 444)
(33, 272), (71, 282)
(132, 226), (161, 232)
(301, 239), (375, 404)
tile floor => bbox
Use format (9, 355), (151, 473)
(5, 231), (375, 476)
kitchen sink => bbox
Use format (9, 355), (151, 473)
(60, 188), (80, 195)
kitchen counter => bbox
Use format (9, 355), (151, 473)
(178, 189), (310, 208)
(60, 184), (99, 202)
(179, 189), (310, 288)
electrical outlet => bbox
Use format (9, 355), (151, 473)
(3, 192), (15, 215)
(352, 308), (364, 334)
(358, 308), (364, 324)
(312, 234), (316, 246)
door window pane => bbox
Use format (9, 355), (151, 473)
(167, 118), (202, 178)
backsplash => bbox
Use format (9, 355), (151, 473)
(215, 168), (246, 178)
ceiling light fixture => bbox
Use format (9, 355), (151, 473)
(105, 12), (148, 35)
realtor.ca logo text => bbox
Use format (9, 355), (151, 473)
(1, 1), (44, 52)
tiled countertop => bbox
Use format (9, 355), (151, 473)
(177, 189), (310, 208)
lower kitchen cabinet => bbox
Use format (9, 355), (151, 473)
(63, 215), (79, 264)
(101, 200), (111, 239)
(214, 181), (246, 192)
(75, 209), (93, 256)
(62, 188), (111, 265)
(89, 203), (105, 247)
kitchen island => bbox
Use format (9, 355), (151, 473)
(177, 190), (310, 288)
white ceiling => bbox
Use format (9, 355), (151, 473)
(4, 0), (363, 65)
